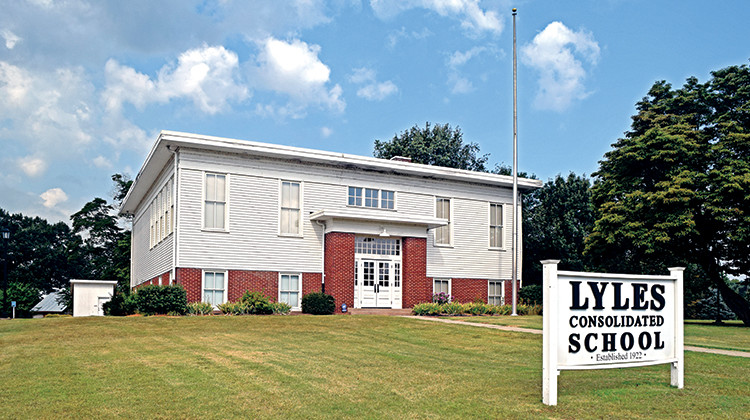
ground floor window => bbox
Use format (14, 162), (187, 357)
(488, 280), (504, 305)
(203, 271), (226, 306)
(433, 278), (451, 296)
(279, 273), (302, 310)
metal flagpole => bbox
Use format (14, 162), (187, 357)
(511, 7), (519, 316)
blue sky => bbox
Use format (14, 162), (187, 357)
(1, 0), (749, 222)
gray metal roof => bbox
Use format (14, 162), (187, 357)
(30, 292), (65, 313)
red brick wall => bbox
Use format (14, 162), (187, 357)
(133, 270), (172, 291)
(228, 270), (277, 302)
(451, 278), (488, 303)
(324, 232), (355, 313)
(174, 267), (202, 302)
(402, 237), (430, 308)
(302, 272), (322, 296)
(504, 279), (522, 305)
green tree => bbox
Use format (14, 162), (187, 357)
(374, 122), (489, 171)
(523, 173), (594, 285)
(586, 64), (750, 325)
(0, 208), (85, 316)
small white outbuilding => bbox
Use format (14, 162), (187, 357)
(70, 279), (118, 317)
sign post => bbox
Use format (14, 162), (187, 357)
(542, 261), (684, 405)
(11, 300), (16, 319)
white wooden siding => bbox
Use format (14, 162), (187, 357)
(131, 163), (175, 286)
(138, 147), (522, 281)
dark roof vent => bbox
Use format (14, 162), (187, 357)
(390, 156), (412, 163)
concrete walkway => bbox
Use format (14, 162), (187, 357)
(403, 315), (750, 358)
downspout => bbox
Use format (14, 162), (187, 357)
(167, 145), (179, 286)
(315, 220), (326, 293)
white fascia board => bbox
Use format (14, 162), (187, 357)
(69, 279), (119, 285)
(310, 209), (448, 229)
(120, 130), (543, 215)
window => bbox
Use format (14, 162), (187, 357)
(204, 173), (226, 230)
(149, 176), (175, 248)
(433, 278), (451, 295)
(488, 280), (504, 305)
(355, 237), (400, 256)
(435, 197), (451, 245)
(348, 186), (394, 209)
(279, 274), (301, 309)
(280, 181), (301, 235)
(380, 190), (394, 209)
(348, 187), (362, 206)
(203, 271), (226, 306)
(394, 262), (401, 288)
(490, 203), (503, 248)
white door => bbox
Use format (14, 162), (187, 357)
(96, 297), (108, 316)
(357, 259), (398, 308)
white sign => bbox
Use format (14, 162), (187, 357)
(542, 260), (684, 406)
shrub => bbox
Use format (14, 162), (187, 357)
(466, 302), (489, 316)
(217, 301), (237, 315)
(442, 301), (465, 315)
(239, 291), (274, 315)
(186, 302), (214, 315)
(412, 302), (441, 315)
(272, 302), (292, 315)
(432, 292), (451, 304)
(519, 284), (543, 305)
(135, 285), (187, 315)
(104, 291), (137, 316)
(301, 292), (335, 315)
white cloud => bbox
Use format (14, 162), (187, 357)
(387, 26), (433, 48)
(92, 155), (112, 169)
(448, 46), (487, 68)
(103, 45), (249, 115)
(321, 126), (333, 138)
(253, 37), (345, 113)
(40, 187), (68, 208)
(18, 156), (47, 177)
(521, 21), (600, 112)
(371, 0), (502, 36)
(349, 67), (398, 101)
(448, 75), (473, 94)
(1, 29), (20, 49)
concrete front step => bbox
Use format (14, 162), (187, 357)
(347, 308), (413, 316)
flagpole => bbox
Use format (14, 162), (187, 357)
(511, 7), (519, 316)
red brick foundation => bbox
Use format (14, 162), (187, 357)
(174, 267), (202, 302)
(451, 278), (489, 303)
(133, 270), (173, 291)
(504, 279), (522, 305)
(324, 232), (355, 313)
(402, 237), (430, 308)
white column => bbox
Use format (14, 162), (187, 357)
(542, 259), (560, 406)
(669, 267), (685, 388)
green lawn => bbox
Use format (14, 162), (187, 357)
(1, 316), (748, 419)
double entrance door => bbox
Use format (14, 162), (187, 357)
(356, 259), (402, 309)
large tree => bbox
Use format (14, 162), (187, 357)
(374, 122), (489, 171)
(523, 173), (594, 285)
(586, 64), (750, 325)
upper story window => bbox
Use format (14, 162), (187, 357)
(280, 181), (301, 236)
(489, 203), (503, 248)
(149, 176), (174, 249)
(204, 173), (227, 230)
(348, 186), (395, 209)
(435, 197), (452, 246)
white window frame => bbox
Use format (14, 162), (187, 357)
(347, 186), (396, 210)
(488, 280), (504, 305)
(149, 176), (175, 249)
(279, 273), (302, 310)
(202, 172), (229, 231)
(433, 278), (452, 296)
(434, 197), (453, 247)
(279, 180), (303, 237)
(202, 270), (228, 307)
(489, 202), (505, 250)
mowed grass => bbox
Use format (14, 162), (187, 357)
(1, 316), (748, 419)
